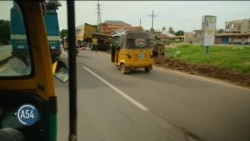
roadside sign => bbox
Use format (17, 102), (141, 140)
(202, 15), (216, 46)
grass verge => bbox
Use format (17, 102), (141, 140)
(165, 44), (250, 73)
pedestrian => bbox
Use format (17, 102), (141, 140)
(92, 36), (98, 53)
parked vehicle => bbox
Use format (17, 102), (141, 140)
(10, 0), (62, 60)
(151, 42), (165, 64)
(76, 23), (97, 47)
(62, 36), (79, 56)
(92, 32), (112, 51)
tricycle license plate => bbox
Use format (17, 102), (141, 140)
(138, 54), (144, 59)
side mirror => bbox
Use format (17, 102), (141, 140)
(54, 60), (69, 83)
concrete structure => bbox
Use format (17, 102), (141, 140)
(184, 31), (250, 45)
(221, 18), (250, 45)
(215, 33), (250, 45)
(184, 30), (202, 44)
(225, 18), (250, 33)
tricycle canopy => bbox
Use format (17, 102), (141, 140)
(112, 30), (151, 50)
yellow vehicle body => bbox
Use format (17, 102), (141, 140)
(76, 24), (84, 43)
(76, 23), (97, 46)
(111, 30), (153, 74)
(63, 36), (68, 50)
(0, 1), (68, 140)
(0, 0), (55, 99)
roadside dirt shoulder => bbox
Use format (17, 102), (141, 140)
(155, 58), (250, 88)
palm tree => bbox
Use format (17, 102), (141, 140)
(162, 26), (166, 32)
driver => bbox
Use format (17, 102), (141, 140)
(0, 106), (25, 141)
(0, 128), (25, 141)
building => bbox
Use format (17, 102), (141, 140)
(216, 18), (250, 44)
(183, 18), (250, 45)
(184, 30), (202, 43)
(161, 31), (176, 38)
(220, 18), (250, 44)
(225, 18), (250, 33)
(184, 30), (250, 45)
(215, 33), (250, 45)
(101, 20), (143, 34)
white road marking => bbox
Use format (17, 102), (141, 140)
(0, 64), (8, 72)
(83, 66), (149, 111)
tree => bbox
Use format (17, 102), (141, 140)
(60, 29), (68, 38)
(175, 30), (185, 36)
(150, 28), (154, 33)
(0, 20), (10, 44)
(216, 28), (225, 33)
(168, 27), (175, 34)
(162, 26), (166, 31)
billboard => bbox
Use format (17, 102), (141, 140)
(201, 15), (216, 46)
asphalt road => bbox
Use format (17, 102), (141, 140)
(55, 49), (250, 141)
(0, 45), (11, 60)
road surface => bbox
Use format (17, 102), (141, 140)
(55, 49), (250, 141)
(0, 45), (11, 60)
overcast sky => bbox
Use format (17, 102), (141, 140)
(1, 1), (250, 32)
(56, 1), (250, 32)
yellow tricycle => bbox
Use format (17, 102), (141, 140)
(111, 30), (153, 74)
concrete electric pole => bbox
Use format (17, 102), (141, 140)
(96, 0), (102, 33)
(149, 10), (157, 32)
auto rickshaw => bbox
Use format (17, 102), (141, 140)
(62, 36), (79, 55)
(151, 42), (165, 64)
(111, 30), (153, 74)
(0, 0), (70, 141)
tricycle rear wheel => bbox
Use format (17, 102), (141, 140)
(144, 66), (152, 72)
(120, 64), (126, 74)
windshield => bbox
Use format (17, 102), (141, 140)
(0, 1), (32, 77)
(124, 32), (151, 49)
(125, 38), (151, 49)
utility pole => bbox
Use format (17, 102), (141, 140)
(96, 0), (102, 33)
(149, 10), (157, 32)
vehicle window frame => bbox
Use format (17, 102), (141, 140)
(125, 38), (151, 49)
(0, 0), (34, 79)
